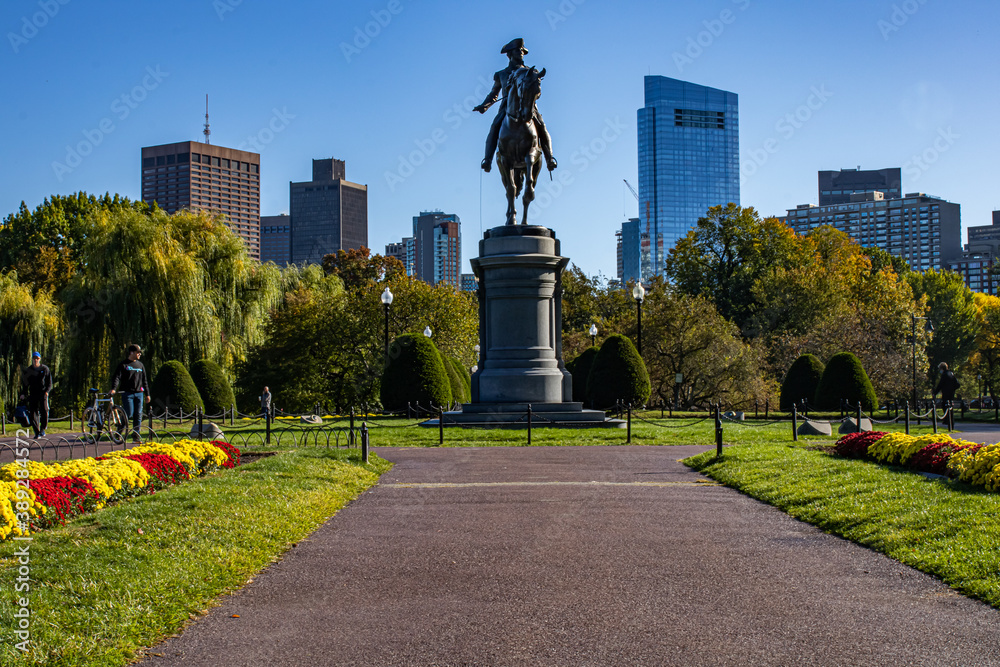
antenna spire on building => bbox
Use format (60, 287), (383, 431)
(203, 94), (211, 144)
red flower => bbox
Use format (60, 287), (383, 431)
(834, 431), (888, 459)
(123, 453), (189, 488)
(209, 440), (240, 468)
(30, 476), (100, 527)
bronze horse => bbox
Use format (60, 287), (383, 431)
(496, 67), (545, 226)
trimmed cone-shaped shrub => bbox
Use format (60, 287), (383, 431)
(586, 334), (651, 409)
(779, 354), (825, 411)
(151, 361), (204, 413)
(190, 359), (236, 416)
(380, 334), (452, 411)
(443, 356), (469, 404)
(814, 352), (878, 412)
(567, 346), (599, 403)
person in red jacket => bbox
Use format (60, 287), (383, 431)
(110, 344), (151, 443)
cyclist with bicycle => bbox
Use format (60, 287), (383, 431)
(110, 344), (151, 443)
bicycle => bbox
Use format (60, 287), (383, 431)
(83, 388), (129, 439)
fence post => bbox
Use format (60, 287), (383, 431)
(904, 402), (910, 434)
(197, 406), (203, 440)
(856, 402), (862, 433)
(668, 400), (673, 419)
(791, 404), (798, 442)
(526, 403), (532, 446)
(265, 408), (272, 445)
(230, 404), (235, 427)
(715, 404), (723, 457)
(626, 403), (632, 444)
(350, 408), (356, 447)
(765, 399), (769, 419)
(755, 399), (758, 419)
(948, 403), (955, 431)
(2, 413), (5, 436)
(146, 409), (152, 436)
(361, 422), (369, 464)
(438, 406), (444, 446)
(932, 403), (938, 434)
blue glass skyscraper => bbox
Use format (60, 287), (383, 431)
(637, 76), (739, 278)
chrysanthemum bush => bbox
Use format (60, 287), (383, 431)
(834, 431), (999, 491)
(0, 439), (240, 540)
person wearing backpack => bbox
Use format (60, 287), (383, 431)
(933, 362), (960, 408)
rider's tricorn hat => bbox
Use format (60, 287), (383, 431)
(501, 38), (527, 55)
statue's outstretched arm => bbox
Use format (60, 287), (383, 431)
(474, 73), (503, 114)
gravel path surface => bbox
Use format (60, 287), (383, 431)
(139, 445), (1000, 666)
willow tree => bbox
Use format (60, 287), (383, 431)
(61, 208), (281, 405)
(0, 272), (61, 411)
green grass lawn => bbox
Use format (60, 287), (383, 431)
(685, 442), (1000, 609)
(0, 448), (390, 666)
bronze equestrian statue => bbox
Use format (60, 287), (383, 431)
(475, 38), (557, 226)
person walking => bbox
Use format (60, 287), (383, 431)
(20, 351), (52, 439)
(110, 344), (151, 443)
(933, 362), (960, 408)
(260, 386), (272, 420)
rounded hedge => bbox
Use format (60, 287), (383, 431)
(151, 360), (204, 413)
(779, 354), (825, 411)
(442, 356), (469, 404)
(586, 334), (651, 409)
(814, 352), (877, 412)
(567, 346), (599, 403)
(190, 359), (236, 416)
(380, 334), (452, 411)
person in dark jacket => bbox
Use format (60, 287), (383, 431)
(110, 344), (151, 443)
(933, 362), (960, 407)
(20, 351), (52, 439)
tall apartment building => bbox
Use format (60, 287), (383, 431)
(818, 167), (901, 205)
(779, 191), (962, 270)
(384, 239), (413, 276)
(260, 214), (291, 265)
(289, 158), (368, 265)
(141, 141), (260, 258)
(412, 211), (461, 287)
(637, 75), (739, 276)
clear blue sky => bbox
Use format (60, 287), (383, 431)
(2, 0), (997, 279)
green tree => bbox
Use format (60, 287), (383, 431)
(321, 247), (405, 289)
(61, 208), (281, 406)
(0, 192), (152, 295)
(566, 346), (599, 403)
(969, 293), (1000, 402)
(907, 269), (980, 374)
(814, 352), (878, 412)
(586, 334), (650, 409)
(665, 204), (799, 331)
(779, 354), (825, 411)
(190, 359), (237, 416)
(380, 333), (452, 410)
(151, 361), (204, 414)
(0, 272), (62, 412)
(442, 356), (469, 404)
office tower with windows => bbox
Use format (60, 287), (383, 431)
(289, 158), (368, 265)
(412, 211), (461, 286)
(637, 75), (739, 275)
(141, 141), (260, 258)
(818, 167), (902, 205)
(260, 214), (291, 265)
(779, 191), (961, 271)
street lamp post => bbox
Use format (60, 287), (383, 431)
(979, 373), (983, 412)
(632, 282), (645, 355)
(910, 313), (933, 408)
(380, 287), (394, 359)
(589, 323), (598, 347)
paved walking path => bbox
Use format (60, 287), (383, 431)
(139, 446), (1000, 666)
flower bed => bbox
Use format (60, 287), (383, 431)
(833, 431), (997, 490)
(0, 439), (240, 541)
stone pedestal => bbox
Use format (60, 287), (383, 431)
(427, 225), (619, 428)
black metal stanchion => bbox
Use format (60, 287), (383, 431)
(438, 406), (444, 446)
(755, 400), (759, 419)
(791, 404), (798, 442)
(147, 409), (152, 436)
(350, 408), (355, 447)
(715, 404), (723, 457)
(361, 422), (369, 464)
(230, 404), (235, 427)
(163, 409), (168, 430)
(407, 402), (412, 419)
(197, 406), (204, 440)
(765, 399), (769, 419)
(265, 409), (272, 445)
(905, 402), (910, 435)
(626, 403), (632, 444)
(856, 402), (862, 433)
(932, 403), (938, 434)
(526, 404), (532, 446)
(2, 413), (5, 436)
(948, 404), (955, 432)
